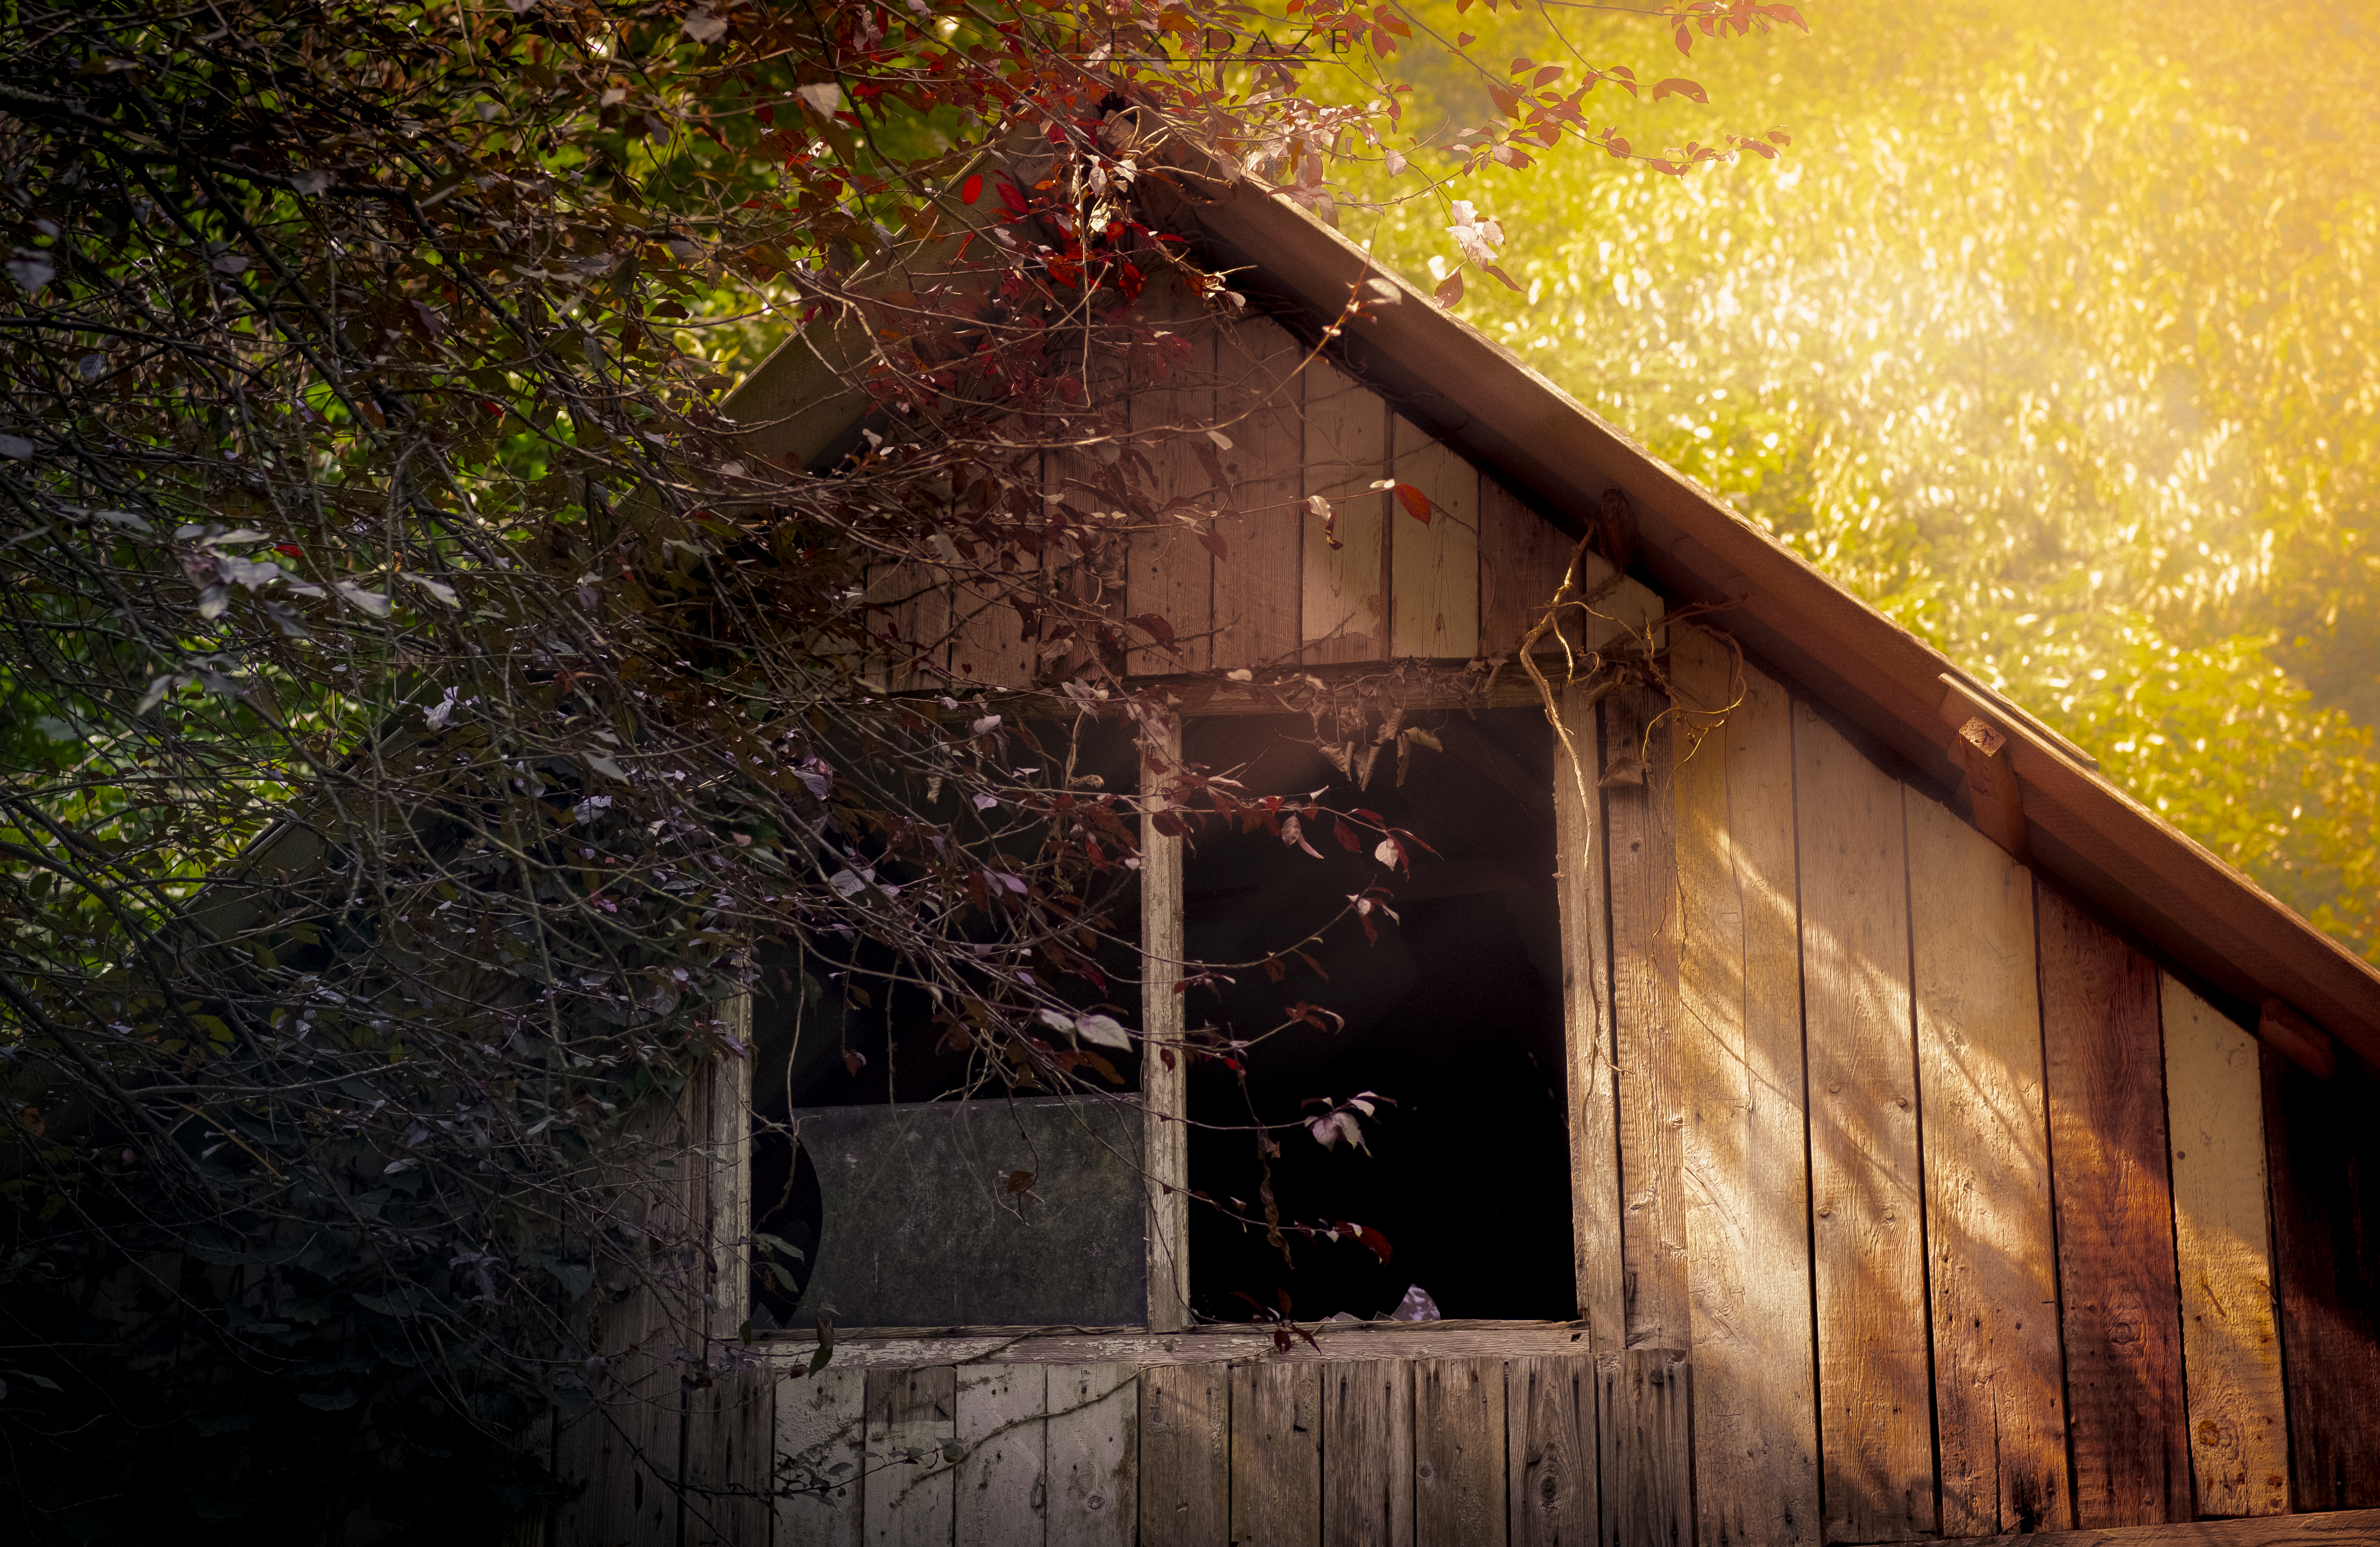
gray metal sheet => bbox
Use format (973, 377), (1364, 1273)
(791, 1096), (1146, 1327)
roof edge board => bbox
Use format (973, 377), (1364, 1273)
(1146, 156), (2380, 1058)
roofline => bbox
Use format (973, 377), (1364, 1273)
(1138, 158), (2380, 1063)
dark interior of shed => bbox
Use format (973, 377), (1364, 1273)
(1180, 707), (1576, 1324)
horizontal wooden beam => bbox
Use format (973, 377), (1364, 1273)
(1883, 1506), (2380, 1546)
(764, 1317), (1595, 1370)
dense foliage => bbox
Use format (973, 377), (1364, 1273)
(0, 2), (1794, 1538)
(1361, 0), (2380, 957)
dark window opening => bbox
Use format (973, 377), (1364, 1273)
(747, 715), (1147, 1328)
(1182, 707), (1575, 1324)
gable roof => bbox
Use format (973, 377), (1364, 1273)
(724, 156), (2380, 1068)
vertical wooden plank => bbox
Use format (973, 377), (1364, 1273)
(779, 1366), (870, 1547)
(1555, 681), (1622, 1348)
(866, 1365), (958, 1546)
(1476, 479), (1576, 660)
(1414, 1358), (1506, 1547)
(2162, 975), (2287, 1520)
(1230, 1361), (1322, 1547)
(1600, 1348), (1693, 1547)
(2039, 885), (2190, 1528)
(1603, 682), (1689, 1353)
(1908, 793), (2071, 1537)
(1300, 358), (1388, 663)
(2262, 1044), (2380, 1511)
(1323, 1359), (1414, 1547)
(1140, 1363), (1229, 1547)
(956, 1364), (1045, 1547)
(1506, 1355), (1593, 1547)
(1797, 704), (1934, 1543)
(1142, 712), (1189, 1333)
(949, 550), (1041, 690)
(1672, 630), (1820, 1547)
(1210, 315), (1304, 670)
(1128, 275), (1214, 675)
(686, 1018), (772, 1545)
(1388, 414), (1479, 660)
(1048, 1363), (1137, 1547)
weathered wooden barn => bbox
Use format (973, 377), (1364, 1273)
(544, 155), (2380, 1546)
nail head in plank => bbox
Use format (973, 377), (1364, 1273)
(1414, 1357), (1508, 1547)
(1672, 630), (1821, 1547)
(866, 1365), (959, 1546)
(779, 1365), (869, 1547)
(1323, 1359), (1416, 1547)
(1505, 1355), (1593, 1547)
(956, 1363), (1046, 1547)
(1909, 792), (2070, 1536)
(1140, 1362), (1230, 1547)
(1796, 704), (1935, 1543)
(2039, 886), (2191, 1528)
(1048, 1363), (1138, 1547)
(2162, 975), (2287, 1520)
(1230, 1360), (1321, 1547)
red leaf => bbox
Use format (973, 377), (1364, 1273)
(1394, 483), (1432, 524)
(1196, 521), (1230, 560)
(1763, 4), (1808, 28)
(1674, 23), (1692, 52)
(1006, 1169), (1035, 1194)
(1653, 77), (1709, 104)
(1332, 819), (1362, 852)
(1486, 82), (1521, 118)
(841, 1049), (868, 1077)
(1338, 1222), (1394, 1263)
(1482, 263), (1523, 293)
(1124, 612), (1178, 651)
(1432, 271), (1463, 308)
(1604, 135), (1632, 158)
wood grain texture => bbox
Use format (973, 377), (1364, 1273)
(2161, 976), (2286, 1520)
(1603, 683), (1689, 1354)
(1557, 681), (1623, 1346)
(1231, 1361), (1322, 1547)
(1908, 793), (2070, 1537)
(1141, 1362), (1230, 1547)
(778, 1366), (869, 1547)
(1795, 703), (1934, 1544)
(1388, 413), (1479, 660)
(1129, 276), (1216, 675)
(1299, 357), (1388, 663)
(950, 550), (1042, 690)
(1670, 630), (1820, 1547)
(768, 1319), (1637, 1371)
(1506, 1355), (1593, 1547)
(1602, 1348), (1693, 1547)
(1048, 1363), (1138, 1547)
(1324, 1359), (1415, 1547)
(2039, 886), (2191, 1529)
(866, 1365), (958, 1546)
(957, 1363), (1046, 1547)
(1210, 315), (1305, 670)
(1142, 712), (1189, 1333)
(2261, 1044), (2380, 1512)
(685, 1024), (772, 1545)
(1414, 1357), (1507, 1547)
(1476, 479), (1577, 659)
(1888, 1506), (2380, 1547)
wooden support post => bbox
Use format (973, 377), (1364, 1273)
(1142, 711), (1189, 1333)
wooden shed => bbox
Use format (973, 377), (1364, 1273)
(545, 157), (2380, 1547)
